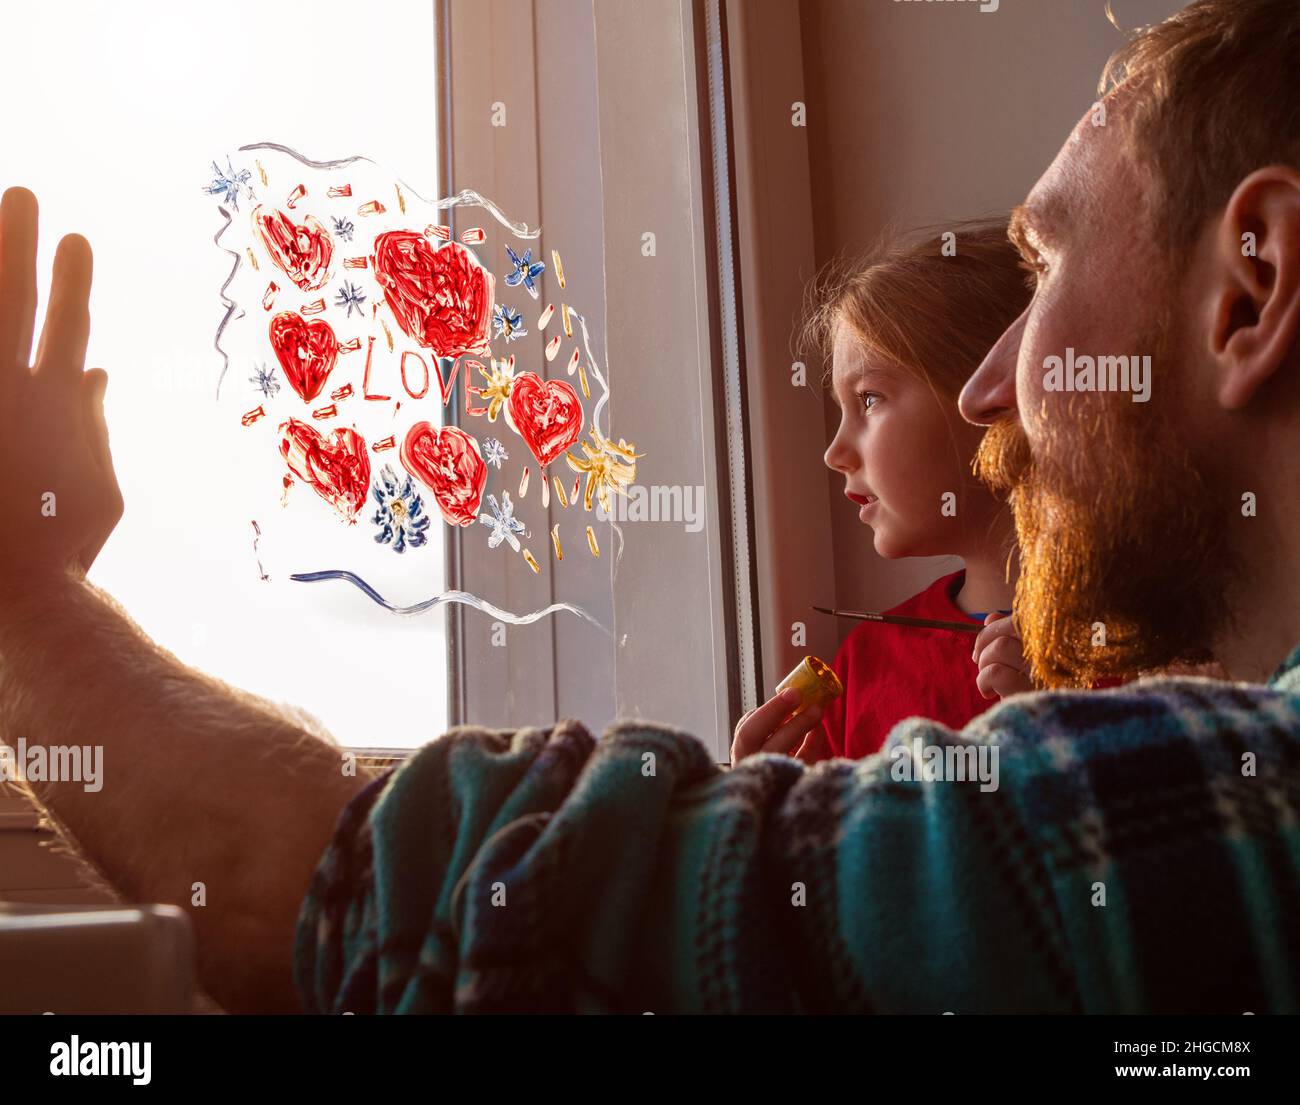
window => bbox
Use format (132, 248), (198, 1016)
(7, 0), (443, 748)
(7, 0), (752, 761)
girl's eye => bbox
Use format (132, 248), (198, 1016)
(857, 392), (880, 413)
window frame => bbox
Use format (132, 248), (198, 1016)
(442, 0), (756, 761)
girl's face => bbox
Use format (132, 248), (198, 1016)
(823, 325), (999, 560)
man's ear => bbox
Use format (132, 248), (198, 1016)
(1210, 167), (1300, 411)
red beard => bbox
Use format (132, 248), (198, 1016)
(973, 334), (1236, 687)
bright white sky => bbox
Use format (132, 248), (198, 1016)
(1, 1), (447, 747)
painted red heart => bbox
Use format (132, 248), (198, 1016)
(269, 311), (339, 403)
(252, 205), (334, 291)
(279, 419), (371, 521)
(372, 232), (494, 358)
(507, 372), (584, 469)
(400, 422), (487, 527)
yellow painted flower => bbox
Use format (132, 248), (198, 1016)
(564, 427), (643, 513)
(469, 355), (517, 422)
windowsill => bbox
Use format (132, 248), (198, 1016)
(351, 749), (412, 773)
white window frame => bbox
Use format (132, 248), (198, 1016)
(443, 0), (764, 761)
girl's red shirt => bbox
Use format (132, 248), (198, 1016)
(813, 570), (995, 761)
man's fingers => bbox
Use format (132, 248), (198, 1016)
(82, 368), (114, 474)
(77, 521), (114, 576)
(0, 187), (39, 373)
(36, 232), (93, 379)
(76, 368), (123, 574)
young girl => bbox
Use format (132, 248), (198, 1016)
(732, 219), (1033, 765)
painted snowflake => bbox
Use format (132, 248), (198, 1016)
(335, 281), (367, 318)
(482, 437), (508, 469)
(204, 157), (253, 211)
(479, 491), (526, 551)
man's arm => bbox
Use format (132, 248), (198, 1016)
(0, 188), (367, 1012)
(1, 575), (367, 1013)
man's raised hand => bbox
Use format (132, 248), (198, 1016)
(0, 187), (122, 589)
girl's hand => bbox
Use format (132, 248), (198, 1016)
(793, 723), (832, 765)
(972, 613), (1033, 699)
(731, 688), (825, 767)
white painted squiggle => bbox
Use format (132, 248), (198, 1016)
(237, 143), (541, 237)
(290, 570), (613, 638)
(564, 305), (622, 578)
(211, 206), (245, 401)
(566, 307), (610, 443)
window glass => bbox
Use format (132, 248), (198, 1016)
(4, 1), (445, 748)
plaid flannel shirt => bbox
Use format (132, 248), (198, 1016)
(296, 645), (1300, 1013)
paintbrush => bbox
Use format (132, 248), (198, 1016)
(813, 605), (984, 634)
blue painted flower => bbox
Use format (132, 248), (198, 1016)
(335, 280), (367, 318)
(505, 245), (546, 300)
(482, 437), (508, 469)
(203, 157), (252, 211)
(493, 303), (527, 343)
(479, 491), (526, 551)
(331, 215), (356, 243)
(371, 465), (431, 554)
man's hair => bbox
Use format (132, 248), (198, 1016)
(801, 219), (1031, 400)
(1102, 0), (1300, 255)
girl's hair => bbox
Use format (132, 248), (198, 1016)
(801, 218), (1032, 399)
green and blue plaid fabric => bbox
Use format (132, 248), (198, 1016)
(296, 646), (1300, 1013)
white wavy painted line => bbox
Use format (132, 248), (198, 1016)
(236, 142), (540, 237)
(290, 570), (613, 638)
